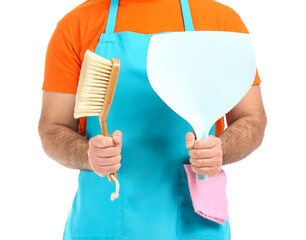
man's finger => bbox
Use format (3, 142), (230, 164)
(191, 165), (213, 176)
(93, 146), (122, 158)
(185, 131), (196, 149)
(89, 135), (117, 148)
(193, 135), (220, 149)
(96, 155), (122, 166)
(112, 130), (122, 144)
(188, 148), (215, 159)
(91, 162), (121, 177)
(190, 157), (215, 168)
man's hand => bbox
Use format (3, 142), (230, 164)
(88, 130), (123, 178)
(185, 132), (223, 177)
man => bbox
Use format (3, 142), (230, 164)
(38, 0), (267, 239)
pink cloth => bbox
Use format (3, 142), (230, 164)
(183, 164), (229, 224)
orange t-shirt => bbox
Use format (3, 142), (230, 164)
(43, 0), (261, 136)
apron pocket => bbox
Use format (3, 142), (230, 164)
(64, 171), (124, 239)
(177, 165), (230, 239)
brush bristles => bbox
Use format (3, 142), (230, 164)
(74, 50), (113, 118)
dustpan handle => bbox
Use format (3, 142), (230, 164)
(197, 173), (208, 181)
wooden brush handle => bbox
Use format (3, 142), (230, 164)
(99, 58), (120, 183)
(101, 120), (118, 182)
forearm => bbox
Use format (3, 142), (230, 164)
(38, 123), (92, 171)
(218, 113), (267, 165)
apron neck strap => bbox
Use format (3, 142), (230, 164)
(105, 0), (119, 34)
(105, 0), (194, 34)
(180, 0), (194, 31)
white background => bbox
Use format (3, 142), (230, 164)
(0, 0), (305, 239)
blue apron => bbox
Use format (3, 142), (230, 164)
(63, 0), (230, 239)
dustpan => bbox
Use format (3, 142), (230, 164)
(147, 31), (256, 180)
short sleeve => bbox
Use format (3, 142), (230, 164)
(42, 16), (82, 93)
(253, 68), (261, 85)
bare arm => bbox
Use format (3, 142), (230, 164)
(219, 84), (267, 165)
(38, 91), (91, 170)
(186, 84), (267, 177)
(38, 91), (123, 179)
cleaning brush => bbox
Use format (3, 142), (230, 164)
(74, 49), (121, 201)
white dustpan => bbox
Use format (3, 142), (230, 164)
(147, 31), (256, 180)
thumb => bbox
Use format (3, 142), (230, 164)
(112, 130), (122, 144)
(185, 131), (195, 149)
